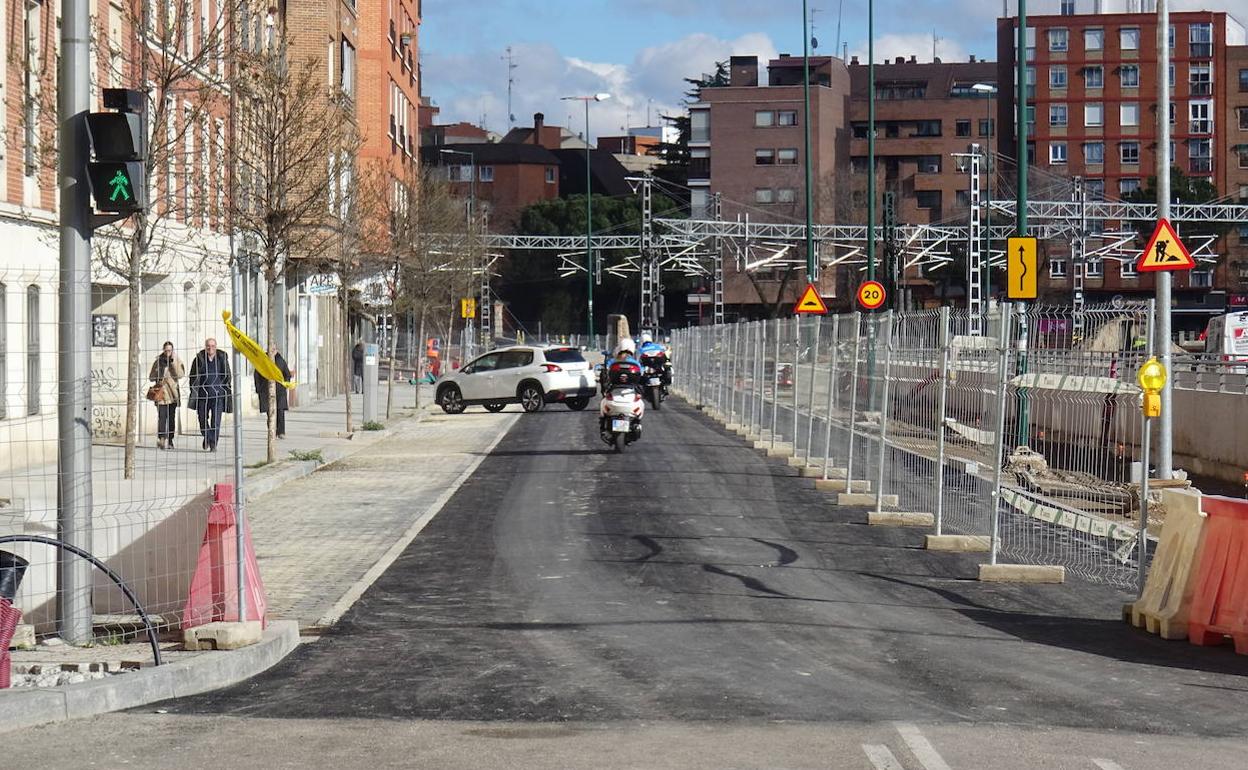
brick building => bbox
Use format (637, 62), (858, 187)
(357, 0), (423, 174)
(997, 1), (1247, 327)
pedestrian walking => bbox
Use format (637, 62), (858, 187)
(147, 341), (185, 450)
(255, 346), (292, 439)
(352, 341), (365, 394)
(188, 338), (232, 452)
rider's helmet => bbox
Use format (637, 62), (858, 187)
(640, 331), (654, 344)
(616, 337), (636, 357)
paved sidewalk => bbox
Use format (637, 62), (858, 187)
(247, 407), (519, 629)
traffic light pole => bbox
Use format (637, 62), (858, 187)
(57, 0), (95, 644)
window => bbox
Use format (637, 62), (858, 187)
(1120, 65), (1139, 88)
(1190, 64), (1212, 96)
(1085, 103), (1103, 127)
(690, 110), (709, 143)
(912, 120), (942, 137)
(915, 190), (941, 209)
(1025, 66), (1037, 99)
(1121, 141), (1140, 165)
(754, 110), (775, 128)
(1084, 28), (1104, 51)
(852, 123), (871, 139)
(1050, 66), (1067, 89)
(497, 350), (534, 369)
(1190, 23), (1213, 58)
(1084, 141), (1104, 164)
(26, 285), (38, 415)
(1084, 65), (1103, 89)
(1239, 147), (1248, 170)
(340, 38), (356, 98)
(978, 118), (995, 137)
(1120, 103), (1139, 127)
(778, 110), (798, 126)
(1121, 260), (1139, 278)
(1120, 178), (1141, 196)
(1049, 142), (1068, 164)
(466, 353), (502, 373)
(1049, 259), (1068, 278)
(1048, 28), (1068, 52)
(690, 188), (709, 218)
(1239, 108), (1248, 131)
(1190, 101), (1212, 134)
(478, 166), (494, 182)
(755, 188), (774, 204)
(956, 119), (971, 137)
(754, 149), (775, 165)
(1241, 69), (1248, 92)
(885, 123), (900, 138)
(546, 167), (556, 184)
(689, 147), (710, 179)
(1189, 138), (1212, 173)
(956, 190), (971, 208)
(917, 155), (941, 173)
(1061, 0), (1075, 15)
(876, 82), (927, 100)
(1050, 104), (1068, 127)
(776, 148), (798, 165)
(1026, 105), (1036, 128)
(777, 188), (797, 204)
(1120, 27), (1140, 51)
(1192, 269), (1214, 288)
(1086, 258), (1104, 277)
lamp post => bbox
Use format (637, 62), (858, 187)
(972, 83), (997, 300)
(801, 0), (815, 282)
(561, 93), (611, 345)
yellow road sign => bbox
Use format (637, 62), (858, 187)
(793, 283), (829, 315)
(1137, 219), (1195, 272)
(1007, 236), (1038, 300)
(460, 298), (476, 319)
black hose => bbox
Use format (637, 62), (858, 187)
(0, 536), (162, 666)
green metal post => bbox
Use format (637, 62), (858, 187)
(802, 0), (815, 282)
(1015, 0), (1030, 447)
(867, 0), (876, 281)
(585, 99), (594, 344)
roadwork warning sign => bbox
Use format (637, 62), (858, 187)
(1137, 219), (1196, 273)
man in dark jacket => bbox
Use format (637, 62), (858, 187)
(255, 346), (292, 439)
(188, 338), (232, 452)
(352, 341), (364, 394)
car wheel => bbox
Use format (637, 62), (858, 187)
(519, 383), (545, 413)
(484, 403), (506, 413)
(439, 385), (466, 414)
(565, 397), (589, 411)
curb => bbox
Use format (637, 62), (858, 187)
(0, 620), (300, 734)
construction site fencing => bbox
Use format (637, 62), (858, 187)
(672, 302), (1159, 592)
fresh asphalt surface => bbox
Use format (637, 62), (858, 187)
(8, 397), (1248, 768)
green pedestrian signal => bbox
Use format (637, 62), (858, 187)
(108, 170), (132, 202)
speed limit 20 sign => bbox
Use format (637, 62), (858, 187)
(856, 280), (887, 311)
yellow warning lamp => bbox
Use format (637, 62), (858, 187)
(1137, 356), (1167, 418)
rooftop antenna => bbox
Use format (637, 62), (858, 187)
(835, 0), (844, 59)
(933, 30), (940, 61)
(810, 6), (820, 51)
(503, 46), (518, 127)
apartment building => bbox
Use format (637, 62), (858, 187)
(997, 2), (1247, 326)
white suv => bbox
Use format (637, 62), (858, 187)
(436, 346), (597, 414)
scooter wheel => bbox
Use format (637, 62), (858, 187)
(613, 433), (627, 453)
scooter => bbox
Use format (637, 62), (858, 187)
(599, 385), (645, 453)
(639, 353), (669, 411)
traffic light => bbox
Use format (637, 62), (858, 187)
(85, 88), (146, 214)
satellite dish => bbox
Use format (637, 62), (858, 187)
(811, 36), (819, 50)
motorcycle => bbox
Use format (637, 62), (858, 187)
(599, 369), (645, 453)
(639, 352), (670, 411)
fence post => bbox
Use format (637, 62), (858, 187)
(989, 308), (1014, 566)
(873, 311), (896, 515)
(754, 322), (763, 436)
(771, 318), (780, 450)
(845, 313), (863, 488)
(822, 316), (841, 480)
(934, 307), (952, 535)
(804, 316), (822, 466)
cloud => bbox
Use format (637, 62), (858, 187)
(423, 32), (779, 139)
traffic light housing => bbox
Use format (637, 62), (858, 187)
(86, 88), (146, 214)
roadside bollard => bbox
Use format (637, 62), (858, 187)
(1, 551), (30, 688)
(363, 343), (379, 424)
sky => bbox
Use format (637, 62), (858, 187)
(420, 0), (1227, 140)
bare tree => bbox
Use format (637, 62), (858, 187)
(231, 39), (358, 461)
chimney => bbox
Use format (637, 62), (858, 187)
(533, 112), (544, 145)
(895, 56), (905, 64)
(729, 55), (759, 87)
(933, 56), (942, 64)
(850, 55), (860, 65)
(909, 55), (917, 64)
(969, 54), (977, 63)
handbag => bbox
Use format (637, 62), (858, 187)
(145, 385), (161, 402)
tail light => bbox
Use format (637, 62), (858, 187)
(542, 363), (563, 373)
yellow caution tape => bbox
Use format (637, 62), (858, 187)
(222, 310), (296, 388)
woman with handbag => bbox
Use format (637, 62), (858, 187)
(148, 341), (186, 450)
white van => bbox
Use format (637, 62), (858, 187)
(1203, 312), (1248, 360)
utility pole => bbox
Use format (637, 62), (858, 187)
(1015, 0), (1031, 447)
(57, 0), (94, 644)
(1156, 0), (1174, 479)
(867, 0), (877, 282)
(802, 0), (817, 283)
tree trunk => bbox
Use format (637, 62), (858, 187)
(123, 226), (144, 479)
(265, 265), (278, 464)
(385, 261), (400, 420)
(414, 306), (426, 410)
(341, 283), (353, 434)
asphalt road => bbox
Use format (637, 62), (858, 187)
(5, 398), (1248, 768)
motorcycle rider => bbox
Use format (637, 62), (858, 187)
(637, 331), (672, 388)
(601, 337), (643, 394)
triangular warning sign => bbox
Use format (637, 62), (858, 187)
(1137, 218), (1196, 273)
(793, 283), (828, 315)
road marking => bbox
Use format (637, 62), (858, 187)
(862, 745), (906, 770)
(895, 723), (953, 770)
(1092, 760), (1126, 770)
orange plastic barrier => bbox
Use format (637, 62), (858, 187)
(1187, 495), (1248, 654)
(181, 484), (267, 630)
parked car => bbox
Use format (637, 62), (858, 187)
(436, 346), (597, 414)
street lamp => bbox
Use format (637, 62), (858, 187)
(438, 148), (476, 221)
(561, 92), (611, 346)
(972, 83), (997, 299)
